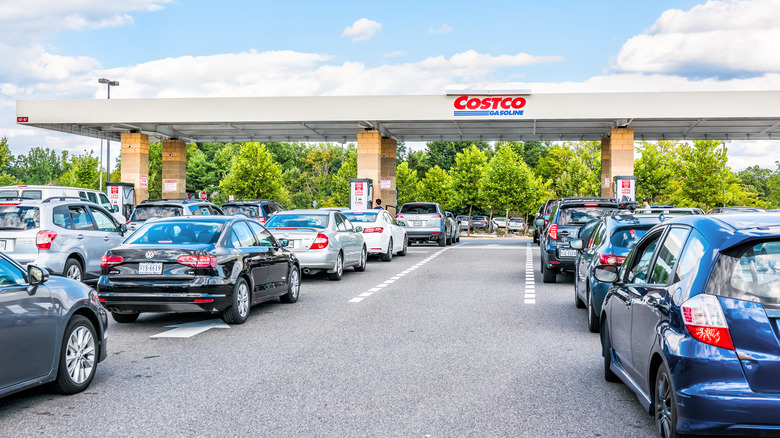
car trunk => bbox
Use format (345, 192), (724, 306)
(267, 228), (319, 251)
(105, 245), (212, 279)
(398, 214), (439, 228)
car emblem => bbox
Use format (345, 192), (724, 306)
(145, 251), (155, 259)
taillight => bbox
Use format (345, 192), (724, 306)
(101, 255), (124, 268)
(363, 227), (384, 233)
(584, 203), (598, 207)
(0, 202), (20, 205)
(431, 214), (442, 219)
(396, 215), (404, 219)
(258, 216), (266, 225)
(36, 231), (57, 249)
(681, 294), (734, 350)
(548, 224), (558, 240)
(598, 254), (627, 266)
(310, 233), (329, 250)
(176, 255), (217, 268)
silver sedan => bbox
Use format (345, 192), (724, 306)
(264, 209), (367, 280)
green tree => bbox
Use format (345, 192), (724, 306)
(634, 141), (678, 203)
(671, 140), (731, 210)
(329, 154), (357, 207)
(416, 165), (456, 209)
(146, 143), (163, 199)
(737, 165), (774, 201)
(219, 143), (289, 202)
(59, 151), (100, 189)
(425, 141), (490, 171)
(0, 137), (12, 170)
(10, 147), (69, 185)
(479, 146), (525, 224)
(396, 162), (419, 206)
(407, 150), (431, 178)
(450, 145), (488, 225)
(766, 162), (780, 208)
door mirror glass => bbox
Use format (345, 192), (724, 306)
(354, 226), (363, 233)
(28, 265), (48, 285)
(278, 238), (290, 248)
(593, 265), (619, 283)
(570, 239), (584, 250)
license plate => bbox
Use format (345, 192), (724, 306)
(138, 262), (163, 275)
(0, 240), (5, 251)
(413, 221), (422, 227)
(559, 249), (577, 258)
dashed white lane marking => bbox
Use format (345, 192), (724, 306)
(525, 242), (536, 304)
(349, 246), (453, 303)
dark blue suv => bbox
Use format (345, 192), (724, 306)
(597, 214), (780, 437)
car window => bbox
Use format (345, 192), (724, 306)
(399, 204), (437, 214)
(335, 214), (347, 232)
(21, 190), (42, 200)
(627, 230), (664, 284)
(673, 229), (708, 285)
(223, 205), (259, 217)
(343, 217), (355, 231)
(0, 256), (26, 286)
(384, 212), (395, 225)
(230, 221), (257, 248)
(52, 205), (72, 229)
(126, 222), (223, 245)
(592, 225), (607, 248)
(579, 221), (600, 247)
(247, 221), (276, 247)
(200, 206), (212, 215)
(89, 207), (119, 232)
(131, 205), (183, 221)
(707, 239), (780, 304)
(558, 207), (614, 225)
(69, 205), (95, 231)
(0, 205), (40, 230)
(99, 193), (111, 210)
(262, 204), (274, 216)
(265, 214), (329, 229)
(650, 227), (690, 285)
(189, 205), (202, 216)
(0, 190), (18, 199)
(87, 192), (98, 204)
(610, 227), (650, 250)
(343, 211), (379, 223)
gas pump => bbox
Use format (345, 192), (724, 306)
(613, 176), (636, 203)
(349, 178), (373, 210)
(107, 182), (136, 219)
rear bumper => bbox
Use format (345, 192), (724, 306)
(405, 229), (442, 242)
(97, 276), (233, 313)
(543, 247), (576, 271)
(289, 248), (339, 271)
(361, 233), (388, 254)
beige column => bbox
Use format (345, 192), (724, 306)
(380, 137), (397, 208)
(357, 130), (397, 209)
(600, 128), (634, 197)
(162, 139), (187, 199)
(120, 133), (149, 204)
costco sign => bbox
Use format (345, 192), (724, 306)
(453, 95), (526, 117)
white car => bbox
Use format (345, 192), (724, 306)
(343, 209), (408, 261)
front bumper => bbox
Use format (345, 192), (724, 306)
(97, 276), (233, 313)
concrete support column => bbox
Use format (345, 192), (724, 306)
(600, 128), (634, 197)
(162, 139), (187, 199)
(120, 132), (149, 204)
(357, 130), (397, 209)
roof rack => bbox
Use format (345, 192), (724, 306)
(141, 198), (201, 204)
(42, 196), (92, 203)
(561, 197), (618, 203)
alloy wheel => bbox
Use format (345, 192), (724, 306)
(65, 326), (95, 384)
(237, 282), (249, 318)
(656, 370), (673, 438)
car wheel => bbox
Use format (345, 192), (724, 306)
(398, 235), (408, 256)
(446, 232), (452, 245)
(354, 246), (368, 271)
(602, 321), (620, 383)
(655, 363), (685, 438)
(222, 278), (250, 324)
(381, 239), (393, 262)
(280, 265), (300, 303)
(52, 315), (98, 394)
(455, 232), (460, 243)
(64, 258), (83, 282)
(438, 234), (446, 247)
(112, 312), (140, 323)
(574, 273), (585, 309)
(328, 253), (343, 281)
(542, 262), (556, 283)
(587, 288), (599, 333)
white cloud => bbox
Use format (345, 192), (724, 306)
(724, 140), (780, 170)
(611, 0), (780, 77)
(342, 18), (382, 42)
(428, 24), (453, 34)
(382, 50), (407, 58)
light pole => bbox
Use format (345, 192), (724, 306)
(98, 78), (119, 184)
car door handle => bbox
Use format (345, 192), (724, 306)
(76, 234), (84, 240)
(559, 231), (570, 236)
(625, 298), (632, 309)
(103, 236), (110, 241)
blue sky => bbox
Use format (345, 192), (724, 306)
(1, 0), (779, 170)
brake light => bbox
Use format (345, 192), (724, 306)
(0, 202), (20, 205)
(598, 254), (627, 266)
(681, 294), (734, 350)
(363, 227), (384, 233)
(258, 216), (266, 225)
(548, 224), (558, 240)
(544, 219), (549, 227)
(584, 203), (598, 207)
(396, 215), (404, 219)
(176, 255), (217, 268)
(431, 214), (442, 219)
(310, 233), (329, 250)
(101, 255), (124, 267)
(36, 231), (57, 249)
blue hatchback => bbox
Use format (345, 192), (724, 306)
(596, 214), (780, 437)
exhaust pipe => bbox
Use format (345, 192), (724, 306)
(302, 268), (310, 274)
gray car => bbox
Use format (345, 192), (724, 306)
(0, 197), (128, 281)
(396, 202), (451, 247)
(264, 209), (367, 280)
(0, 253), (108, 398)
(127, 199), (225, 233)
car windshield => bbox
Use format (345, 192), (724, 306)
(609, 227), (650, 250)
(400, 204), (437, 214)
(558, 207), (614, 225)
(343, 212), (379, 223)
(126, 221), (224, 245)
(708, 239), (780, 307)
(265, 214), (329, 229)
(0, 205), (40, 230)
(222, 205), (260, 217)
(130, 205), (184, 221)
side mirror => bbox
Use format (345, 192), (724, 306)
(112, 205), (119, 213)
(278, 238), (290, 248)
(28, 265), (49, 286)
(593, 265), (620, 283)
(119, 223), (128, 234)
(354, 226), (363, 233)
(570, 239), (584, 250)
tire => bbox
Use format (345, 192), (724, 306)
(354, 246), (367, 271)
(655, 363), (686, 438)
(574, 275), (585, 309)
(280, 265), (300, 303)
(381, 240), (393, 262)
(542, 262), (556, 283)
(328, 253), (343, 281)
(455, 232), (460, 243)
(52, 315), (98, 394)
(446, 232), (452, 245)
(587, 288), (599, 333)
(397, 235), (408, 256)
(222, 278), (250, 324)
(64, 258), (83, 282)
(438, 234), (446, 247)
(602, 322), (620, 383)
(112, 312), (140, 323)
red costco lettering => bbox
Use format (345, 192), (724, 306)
(453, 96), (527, 110)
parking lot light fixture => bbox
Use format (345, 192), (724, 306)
(98, 78), (119, 183)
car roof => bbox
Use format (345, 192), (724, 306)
(560, 197), (618, 205)
(0, 196), (101, 207)
(143, 216), (236, 224)
(274, 209), (331, 215)
(222, 199), (275, 205)
(663, 213), (780, 250)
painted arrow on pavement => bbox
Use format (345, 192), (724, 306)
(150, 319), (230, 338)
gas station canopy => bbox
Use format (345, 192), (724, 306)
(15, 90), (780, 143)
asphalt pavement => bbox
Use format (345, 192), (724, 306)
(0, 236), (655, 437)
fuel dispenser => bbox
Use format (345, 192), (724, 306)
(349, 178), (373, 210)
(107, 182), (136, 219)
(613, 175), (636, 203)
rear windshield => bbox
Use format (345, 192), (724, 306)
(400, 204), (437, 214)
(609, 226), (650, 250)
(130, 205), (184, 221)
(222, 205), (260, 217)
(558, 207), (614, 225)
(0, 206), (40, 230)
(707, 240), (780, 309)
(343, 212), (378, 223)
(126, 221), (224, 245)
(265, 214), (329, 229)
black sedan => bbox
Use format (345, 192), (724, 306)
(0, 253), (108, 398)
(98, 216), (300, 324)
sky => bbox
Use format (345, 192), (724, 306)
(1, 0), (779, 171)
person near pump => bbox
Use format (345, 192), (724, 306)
(374, 199), (383, 210)
(642, 198), (652, 213)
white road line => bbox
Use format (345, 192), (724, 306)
(524, 242), (536, 305)
(359, 292), (373, 297)
(369, 287), (381, 292)
(349, 297), (364, 303)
